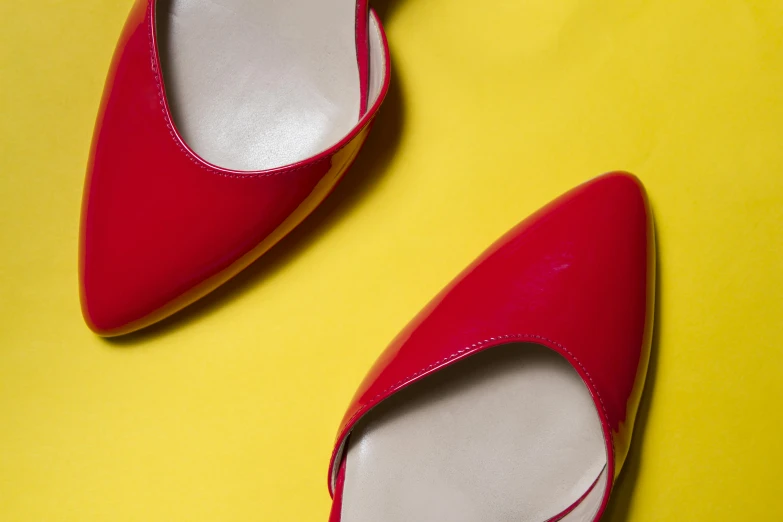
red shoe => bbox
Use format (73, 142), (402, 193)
(328, 173), (655, 522)
(80, 0), (390, 336)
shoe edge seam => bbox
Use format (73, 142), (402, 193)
(337, 332), (616, 480)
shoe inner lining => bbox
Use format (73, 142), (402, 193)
(341, 343), (608, 522)
(156, 0), (363, 171)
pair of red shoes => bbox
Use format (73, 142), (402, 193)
(81, 2), (655, 521)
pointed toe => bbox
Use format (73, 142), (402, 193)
(80, 265), (139, 337)
(327, 172), (655, 522)
(79, 150), (333, 336)
(80, 278), (153, 337)
(79, 1), (391, 335)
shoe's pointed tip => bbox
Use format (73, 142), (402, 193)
(82, 315), (116, 338)
(572, 170), (652, 222)
(79, 262), (153, 337)
(80, 288), (132, 337)
(590, 170), (647, 194)
(81, 303), (156, 338)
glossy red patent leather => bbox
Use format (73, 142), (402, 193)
(80, 0), (390, 336)
(328, 173), (655, 521)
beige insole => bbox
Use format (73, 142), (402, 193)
(341, 344), (608, 522)
(156, 0), (363, 171)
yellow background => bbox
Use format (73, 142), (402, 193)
(2, 0), (782, 520)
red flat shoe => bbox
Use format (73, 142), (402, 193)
(327, 172), (655, 522)
(80, 0), (390, 336)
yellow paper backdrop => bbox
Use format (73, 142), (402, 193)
(2, 1), (782, 520)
